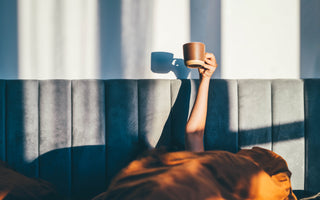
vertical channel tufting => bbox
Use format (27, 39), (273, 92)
(105, 80), (139, 185)
(138, 80), (171, 150)
(39, 80), (72, 197)
(272, 79), (305, 190)
(6, 80), (39, 177)
(0, 80), (5, 161)
(170, 79), (198, 151)
(72, 80), (106, 200)
(205, 80), (238, 152)
(304, 79), (320, 193)
(238, 80), (272, 150)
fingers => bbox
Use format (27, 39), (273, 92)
(201, 63), (215, 72)
(198, 52), (218, 79)
(204, 52), (218, 68)
(205, 52), (215, 62)
(205, 52), (214, 59)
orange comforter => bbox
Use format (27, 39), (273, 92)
(0, 161), (61, 200)
(94, 147), (297, 200)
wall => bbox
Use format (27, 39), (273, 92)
(300, 0), (320, 78)
(0, 0), (319, 79)
(221, 0), (300, 79)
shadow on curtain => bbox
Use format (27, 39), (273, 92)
(300, 0), (320, 78)
(0, 0), (18, 79)
(190, 0), (221, 78)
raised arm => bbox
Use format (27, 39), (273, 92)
(185, 53), (218, 152)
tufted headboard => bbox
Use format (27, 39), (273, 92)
(0, 79), (320, 199)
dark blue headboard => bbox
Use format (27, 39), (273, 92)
(1, 79), (320, 199)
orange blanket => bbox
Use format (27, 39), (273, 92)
(93, 147), (297, 200)
(0, 161), (61, 200)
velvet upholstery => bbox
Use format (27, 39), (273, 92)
(6, 80), (39, 178)
(105, 80), (139, 185)
(72, 80), (106, 200)
(238, 80), (272, 150)
(205, 79), (238, 152)
(0, 79), (319, 199)
(0, 80), (5, 161)
(272, 79), (305, 189)
(39, 80), (72, 198)
(305, 79), (320, 193)
(138, 79), (172, 149)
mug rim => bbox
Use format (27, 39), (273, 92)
(183, 42), (205, 46)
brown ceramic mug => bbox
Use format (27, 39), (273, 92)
(183, 42), (205, 68)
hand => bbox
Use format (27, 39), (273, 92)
(198, 53), (218, 80)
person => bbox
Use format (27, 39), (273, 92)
(184, 53), (297, 199)
(185, 52), (218, 152)
(93, 52), (298, 200)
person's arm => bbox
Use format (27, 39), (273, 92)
(185, 53), (218, 152)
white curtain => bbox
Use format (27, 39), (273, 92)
(2, 0), (312, 79)
(16, 0), (200, 79)
(18, 0), (100, 79)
